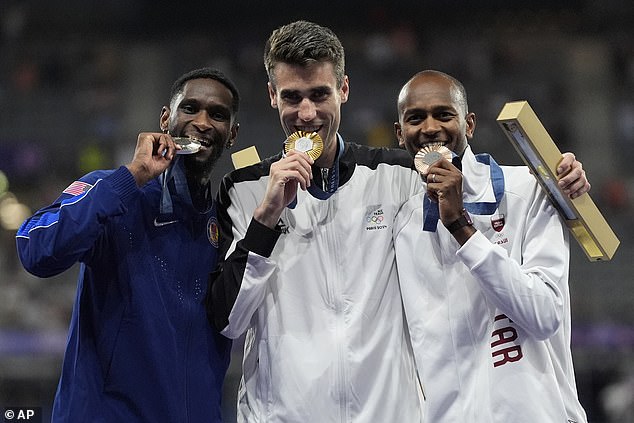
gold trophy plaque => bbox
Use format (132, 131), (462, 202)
(497, 101), (619, 261)
(231, 146), (261, 169)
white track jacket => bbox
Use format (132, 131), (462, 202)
(394, 146), (588, 423)
(209, 140), (425, 422)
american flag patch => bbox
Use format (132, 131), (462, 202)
(62, 180), (92, 196)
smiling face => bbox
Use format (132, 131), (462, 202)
(395, 72), (475, 158)
(268, 61), (349, 168)
(160, 77), (238, 175)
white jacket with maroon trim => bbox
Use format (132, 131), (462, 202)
(394, 145), (588, 423)
(208, 139), (425, 422)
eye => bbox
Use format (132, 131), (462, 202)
(436, 111), (456, 121)
(281, 92), (302, 104)
(405, 114), (423, 124)
(180, 103), (197, 114)
(211, 111), (230, 122)
(310, 89), (329, 102)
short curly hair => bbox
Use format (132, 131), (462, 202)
(170, 67), (240, 115)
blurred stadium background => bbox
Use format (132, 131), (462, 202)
(0, 1), (633, 421)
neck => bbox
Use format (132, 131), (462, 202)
(456, 143), (469, 158)
(315, 134), (339, 169)
(185, 172), (213, 213)
(183, 158), (213, 188)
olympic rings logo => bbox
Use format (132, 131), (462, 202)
(367, 215), (384, 224)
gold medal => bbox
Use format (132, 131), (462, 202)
(414, 143), (452, 178)
(284, 131), (323, 160)
(173, 137), (202, 154)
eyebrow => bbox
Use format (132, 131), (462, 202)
(405, 104), (457, 113)
(180, 98), (233, 115)
(279, 86), (333, 96)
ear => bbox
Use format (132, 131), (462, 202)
(226, 123), (240, 148)
(394, 121), (405, 148)
(340, 75), (350, 104)
(267, 82), (278, 108)
(159, 106), (170, 132)
(465, 112), (476, 139)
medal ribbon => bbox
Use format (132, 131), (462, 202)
(159, 156), (193, 217)
(423, 153), (505, 232)
(287, 134), (344, 208)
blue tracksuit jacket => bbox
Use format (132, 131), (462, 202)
(16, 165), (231, 422)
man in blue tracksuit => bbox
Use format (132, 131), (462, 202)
(16, 67), (240, 422)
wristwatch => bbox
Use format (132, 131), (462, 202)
(445, 208), (473, 234)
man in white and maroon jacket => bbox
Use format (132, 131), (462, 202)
(393, 70), (589, 423)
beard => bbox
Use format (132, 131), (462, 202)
(182, 145), (223, 213)
(183, 145), (222, 179)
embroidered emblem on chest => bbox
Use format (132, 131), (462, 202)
(365, 205), (388, 231)
(490, 213), (510, 245)
(207, 216), (219, 248)
(491, 213), (505, 232)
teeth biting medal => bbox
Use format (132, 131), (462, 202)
(172, 137), (202, 154)
(414, 142), (452, 180)
(284, 131), (323, 160)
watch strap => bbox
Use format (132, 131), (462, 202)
(445, 208), (473, 234)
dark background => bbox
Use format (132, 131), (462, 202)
(0, 1), (633, 421)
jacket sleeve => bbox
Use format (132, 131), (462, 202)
(15, 166), (139, 277)
(207, 176), (281, 339)
(456, 188), (569, 340)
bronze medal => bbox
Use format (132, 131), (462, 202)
(284, 131), (324, 160)
(414, 143), (452, 178)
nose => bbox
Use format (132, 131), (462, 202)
(298, 98), (317, 121)
(421, 117), (441, 136)
(192, 111), (213, 131)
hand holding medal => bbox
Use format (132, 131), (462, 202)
(416, 142), (465, 234)
(254, 131), (320, 223)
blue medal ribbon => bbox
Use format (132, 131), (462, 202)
(423, 153), (504, 232)
(158, 156), (193, 217)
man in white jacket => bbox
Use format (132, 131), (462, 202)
(393, 70), (589, 422)
(208, 21), (426, 422)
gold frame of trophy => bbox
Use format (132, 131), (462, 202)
(497, 101), (619, 261)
